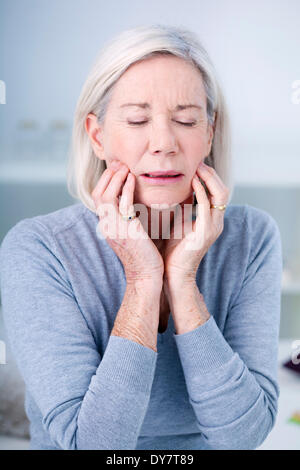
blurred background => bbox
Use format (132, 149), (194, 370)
(0, 0), (300, 450)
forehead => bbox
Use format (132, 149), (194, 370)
(110, 55), (206, 106)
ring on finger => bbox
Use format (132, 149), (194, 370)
(210, 203), (227, 211)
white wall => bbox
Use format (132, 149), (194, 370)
(0, 0), (299, 183)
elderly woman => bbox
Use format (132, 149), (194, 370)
(0, 24), (282, 450)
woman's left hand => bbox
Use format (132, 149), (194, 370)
(162, 160), (230, 287)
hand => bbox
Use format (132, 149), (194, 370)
(162, 160), (230, 286)
(91, 160), (164, 283)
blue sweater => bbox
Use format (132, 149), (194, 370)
(0, 202), (282, 450)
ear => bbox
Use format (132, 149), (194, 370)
(85, 113), (105, 160)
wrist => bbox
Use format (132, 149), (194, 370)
(126, 277), (163, 293)
(111, 323), (158, 352)
(165, 276), (197, 293)
(113, 279), (161, 352)
(167, 282), (210, 335)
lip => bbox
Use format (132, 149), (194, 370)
(140, 174), (184, 185)
(141, 170), (183, 176)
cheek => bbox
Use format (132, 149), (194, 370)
(183, 136), (207, 168)
(182, 127), (207, 147)
(106, 131), (140, 165)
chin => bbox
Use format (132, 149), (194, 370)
(139, 198), (180, 211)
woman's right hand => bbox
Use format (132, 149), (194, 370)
(91, 159), (164, 284)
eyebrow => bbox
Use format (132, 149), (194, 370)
(119, 103), (203, 111)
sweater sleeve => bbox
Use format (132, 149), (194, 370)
(173, 208), (282, 450)
(0, 219), (157, 450)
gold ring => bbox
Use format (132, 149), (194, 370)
(210, 204), (227, 211)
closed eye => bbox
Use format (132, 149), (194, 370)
(127, 120), (196, 127)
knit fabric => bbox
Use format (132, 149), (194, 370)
(0, 202), (282, 450)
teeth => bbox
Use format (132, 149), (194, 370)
(146, 174), (179, 177)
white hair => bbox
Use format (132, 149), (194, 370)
(67, 24), (234, 211)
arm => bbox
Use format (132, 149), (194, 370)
(168, 212), (282, 450)
(0, 219), (160, 450)
(165, 278), (211, 335)
(111, 279), (162, 353)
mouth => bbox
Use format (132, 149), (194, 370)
(142, 170), (183, 177)
(140, 171), (184, 184)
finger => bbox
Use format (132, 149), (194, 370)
(91, 168), (115, 205)
(96, 172), (135, 241)
(102, 164), (129, 203)
(117, 173), (144, 241)
(192, 174), (210, 210)
(196, 163), (228, 228)
(191, 175), (210, 232)
(119, 172), (135, 216)
(93, 165), (130, 213)
(196, 163), (228, 205)
(91, 162), (123, 208)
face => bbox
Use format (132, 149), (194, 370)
(86, 55), (214, 209)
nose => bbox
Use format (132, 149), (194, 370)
(148, 120), (179, 156)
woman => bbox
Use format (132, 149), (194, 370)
(0, 24), (282, 450)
